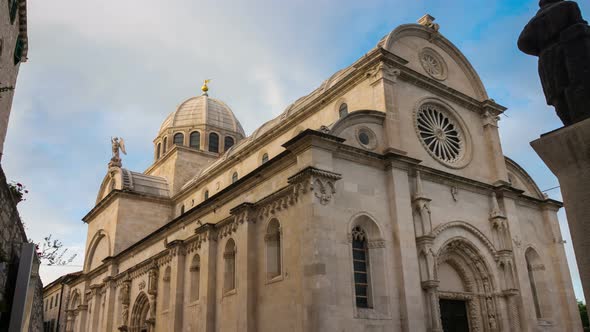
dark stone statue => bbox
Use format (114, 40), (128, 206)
(518, 0), (590, 126)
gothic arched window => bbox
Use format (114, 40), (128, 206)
(173, 133), (184, 146)
(352, 226), (371, 308)
(261, 153), (269, 164)
(339, 103), (348, 118)
(209, 133), (219, 153)
(231, 172), (238, 184)
(190, 255), (200, 302)
(162, 266), (171, 310)
(224, 239), (236, 292)
(163, 137), (168, 154)
(224, 136), (235, 151)
(190, 131), (200, 149)
(265, 219), (281, 280)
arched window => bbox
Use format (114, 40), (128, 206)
(261, 153), (269, 164)
(190, 131), (200, 149)
(162, 266), (171, 310)
(163, 136), (168, 154)
(180, 205), (185, 214)
(209, 133), (219, 153)
(265, 219), (281, 279)
(339, 103), (348, 118)
(224, 136), (235, 151)
(526, 248), (546, 318)
(190, 255), (200, 302)
(224, 239), (236, 292)
(173, 133), (184, 146)
(231, 172), (238, 184)
(204, 190), (209, 200)
(352, 226), (371, 308)
(157, 143), (161, 159)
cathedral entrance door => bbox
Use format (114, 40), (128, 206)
(440, 299), (469, 332)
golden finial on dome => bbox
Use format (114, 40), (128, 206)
(201, 79), (211, 96)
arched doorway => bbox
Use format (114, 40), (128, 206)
(436, 239), (500, 332)
(130, 292), (150, 332)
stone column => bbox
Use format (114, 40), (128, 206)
(531, 118), (590, 302)
(118, 279), (131, 331)
(146, 265), (158, 331)
(65, 310), (74, 332)
(422, 280), (442, 332)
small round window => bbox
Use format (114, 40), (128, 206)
(356, 127), (376, 150)
(358, 132), (370, 145)
(415, 103), (467, 167)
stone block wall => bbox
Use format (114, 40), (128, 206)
(0, 166), (43, 331)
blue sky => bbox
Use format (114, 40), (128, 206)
(3, 0), (588, 301)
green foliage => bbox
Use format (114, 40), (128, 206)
(579, 300), (589, 330)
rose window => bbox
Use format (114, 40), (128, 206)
(415, 104), (464, 164)
(421, 54), (441, 77)
(419, 48), (447, 80)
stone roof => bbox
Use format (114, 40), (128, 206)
(120, 168), (170, 198)
(159, 95), (245, 137)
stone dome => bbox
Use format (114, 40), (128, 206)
(159, 95), (245, 136)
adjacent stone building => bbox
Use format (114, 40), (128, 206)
(43, 272), (81, 332)
(0, 0), (28, 161)
(57, 16), (581, 332)
(0, 1), (41, 331)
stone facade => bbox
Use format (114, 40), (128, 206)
(42, 272), (81, 332)
(54, 16), (582, 332)
(0, 166), (42, 331)
(0, 0), (28, 161)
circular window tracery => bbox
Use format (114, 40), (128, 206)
(415, 103), (465, 166)
(419, 48), (447, 81)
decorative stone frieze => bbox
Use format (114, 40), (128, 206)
(366, 62), (401, 86)
(288, 166), (342, 205)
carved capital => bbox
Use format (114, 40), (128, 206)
(422, 279), (440, 290)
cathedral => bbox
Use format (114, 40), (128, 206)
(55, 15), (582, 332)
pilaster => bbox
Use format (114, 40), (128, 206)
(482, 101), (509, 184)
(368, 62), (405, 154)
(385, 162), (426, 332)
(231, 203), (258, 332)
(166, 240), (186, 331)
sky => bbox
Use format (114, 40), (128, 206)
(3, 0), (589, 301)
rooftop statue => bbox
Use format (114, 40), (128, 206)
(518, 0), (590, 126)
(109, 136), (126, 168)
